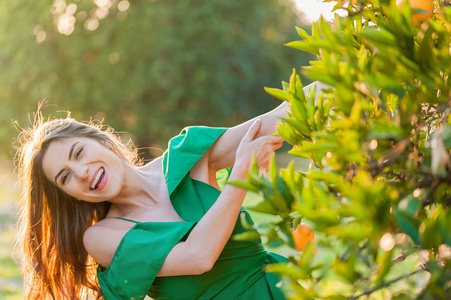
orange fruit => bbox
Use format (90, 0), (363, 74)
(397, 0), (434, 26)
(291, 223), (315, 251)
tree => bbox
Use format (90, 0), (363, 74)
(233, 0), (451, 298)
(0, 0), (313, 158)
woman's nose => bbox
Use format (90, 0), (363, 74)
(74, 165), (89, 180)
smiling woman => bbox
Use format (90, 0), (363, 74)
(14, 82), (324, 300)
(14, 108), (288, 300)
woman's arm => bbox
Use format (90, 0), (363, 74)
(207, 81), (330, 171)
(157, 119), (284, 276)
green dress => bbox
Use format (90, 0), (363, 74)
(97, 126), (287, 300)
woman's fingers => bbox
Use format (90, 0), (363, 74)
(269, 136), (285, 145)
(256, 136), (284, 148)
(253, 139), (284, 168)
(242, 119), (261, 144)
(234, 120), (285, 173)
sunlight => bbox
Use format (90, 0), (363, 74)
(294, 0), (342, 22)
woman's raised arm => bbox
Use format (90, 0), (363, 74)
(157, 119), (284, 276)
(207, 81), (330, 171)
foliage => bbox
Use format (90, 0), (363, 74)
(0, 0), (314, 158)
(233, 0), (451, 298)
(0, 161), (22, 299)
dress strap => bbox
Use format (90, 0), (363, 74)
(113, 217), (140, 223)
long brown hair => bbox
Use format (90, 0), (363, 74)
(14, 112), (140, 299)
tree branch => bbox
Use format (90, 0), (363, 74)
(391, 247), (420, 266)
(350, 269), (424, 300)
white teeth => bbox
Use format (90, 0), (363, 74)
(91, 168), (104, 190)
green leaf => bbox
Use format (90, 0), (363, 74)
(332, 256), (358, 283)
(292, 216), (303, 229)
(319, 16), (336, 42)
(278, 177), (294, 210)
(418, 27), (436, 70)
(231, 230), (261, 241)
(289, 94), (309, 122)
(369, 120), (406, 140)
(285, 41), (320, 55)
(269, 154), (278, 184)
(308, 171), (352, 194)
(247, 172), (265, 188)
(228, 180), (259, 193)
(303, 66), (339, 87)
(295, 26), (312, 40)
(306, 85), (317, 128)
(394, 207), (421, 245)
(300, 241), (318, 276)
(325, 222), (372, 241)
(250, 157), (259, 175)
(282, 160), (304, 193)
(264, 87), (287, 101)
(247, 201), (278, 215)
(295, 74), (306, 100)
(282, 81), (289, 92)
(360, 27), (397, 47)
(375, 249), (393, 285)
(443, 125), (451, 148)
(289, 68), (296, 94)
(239, 211), (254, 230)
(398, 195), (421, 218)
(280, 117), (311, 137)
(421, 218), (443, 250)
(298, 207), (340, 227)
(278, 221), (296, 248)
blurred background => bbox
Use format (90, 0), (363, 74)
(0, 0), (335, 298)
(0, 0), (318, 160)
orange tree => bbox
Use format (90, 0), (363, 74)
(232, 0), (451, 298)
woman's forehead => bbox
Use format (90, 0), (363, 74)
(46, 137), (80, 153)
(42, 138), (82, 174)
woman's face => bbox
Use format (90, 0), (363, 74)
(42, 137), (125, 202)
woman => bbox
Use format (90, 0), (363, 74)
(15, 82), (324, 300)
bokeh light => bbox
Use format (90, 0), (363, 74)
(84, 18), (100, 31)
(380, 232), (396, 252)
(118, 0), (130, 12)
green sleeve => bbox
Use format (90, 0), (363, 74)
(162, 126), (227, 197)
(97, 222), (196, 300)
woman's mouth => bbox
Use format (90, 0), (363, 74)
(90, 167), (107, 191)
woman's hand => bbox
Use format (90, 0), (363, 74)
(233, 119), (284, 176)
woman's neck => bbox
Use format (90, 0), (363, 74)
(107, 157), (164, 215)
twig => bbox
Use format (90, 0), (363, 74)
(376, 139), (411, 171)
(350, 269), (424, 300)
(354, 246), (420, 286)
(391, 247), (420, 266)
(421, 176), (451, 206)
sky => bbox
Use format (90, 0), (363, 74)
(294, 0), (342, 23)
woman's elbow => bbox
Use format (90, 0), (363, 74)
(189, 249), (216, 274)
(194, 256), (215, 274)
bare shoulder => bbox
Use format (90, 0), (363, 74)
(83, 219), (132, 268)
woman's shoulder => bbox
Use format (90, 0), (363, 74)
(83, 218), (134, 268)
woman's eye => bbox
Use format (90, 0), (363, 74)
(62, 172), (70, 184)
(75, 147), (84, 159)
